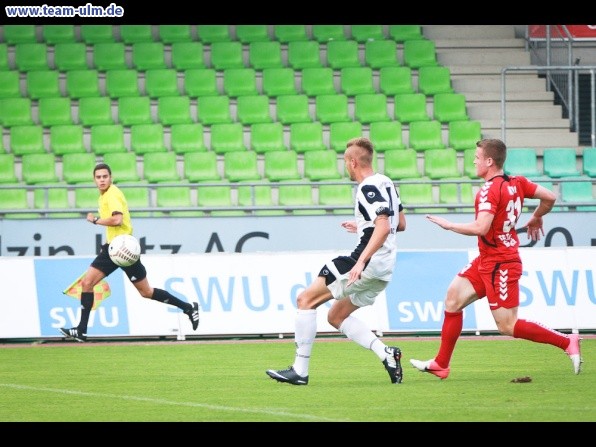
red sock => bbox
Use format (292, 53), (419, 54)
(435, 310), (463, 368)
(513, 319), (569, 350)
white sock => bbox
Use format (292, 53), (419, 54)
(293, 309), (317, 377)
(340, 315), (387, 361)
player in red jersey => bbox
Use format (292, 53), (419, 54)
(410, 139), (582, 379)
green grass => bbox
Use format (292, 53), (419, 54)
(0, 337), (593, 422)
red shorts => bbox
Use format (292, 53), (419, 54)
(457, 256), (523, 310)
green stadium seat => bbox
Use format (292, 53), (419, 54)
(365, 40), (400, 69)
(224, 151), (262, 182)
(504, 148), (542, 178)
(171, 42), (205, 70)
(120, 25), (153, 44)
(433, 93), (468, 123)
(276, 94), (311, 124)
(394, 93), (430, 123)
(389, 25), (423, 42)
(279, 183), (324, 215)
(315, 94), (350, 124)
(543, 148), (581, 178)
(304, 150), (342, 181)
(399, 182), (436, 213)
(0, 187), (37, 218)
(66, 69), (101, 98)
(560, 181), (595, 204)
(145, 68), (180, 98)
(103, 152), (141, 182)
(237, 95), (272, 125)
(50, 124), (85, 155)
(184, 68), (218, 98)
(340, 67), (375, 96)
(9, 124), (44, 155)
(170, 123), (207, 154)
(74, 185), (100, 210)
(197, 95), (232, 125)
(158, 96), (192, 125)
(249, 41), (283, 70)
(198, 184), (244, 217)
(105, 69), (140, 98)
(130, 123), (166, 155)
(369, 121), (406, 152)
(118, 96), (152, 126)
(158, 25), (192, 43)
(21, 153), (59, 184)
(210, 41), (244, 70)
(463, 148), (477, 178)
(0, 97), (33, 127)
(197, 25), (231, 43)
(62, 152), (97, 184)
(78, 96), (113, 126)
(290, 122), (326, 153)
(318, 183), (354, 215)
(582, 147), (596, 177)
(236, 25), (270, 43)
(408, 120), (446, 151)
(26, 70), (60, 99)
(132, 42), (166, 71)
(54, 43), (88, 71)
(122, 186), (152, 217)
(326, 40), (361, 69)
(350, 25), (384, 43)
(424, 148), (459, 179)
(264, 150), (301, 181)
(90, 124), (126, 155)
(250, 122), (286, 153)
(143, 151), (180, 182)
(418, 66), (454, 96)
(354, 93), (390, 123)
(223, 68), (258, 97)
(439, 180), (474, 211)
(15, 43), (49, 72)
(383, 149), (421, 179)
(155, 185), (200, 216)
(34, 186), (80, 218)
(288, 41), (322, 69)
(4, 25), (37, 44)
(0, 71), (21, 99)
(38, 97), (72, 127)
(262, 68), (298, 97)
(183, 151), (221, 182)
(448, 120), (482, 151)
(0, 44), (9, 71)
(274, 25), (309, 43)
(312, 25), (346, 43)
(238, 182), (283, 216)
(81, 25), (115, 44)
(210, 122), (246, 154)
(0, 153), (18, 184)
(93, 42), (127, 71)
(329, 121), (363, 152)
(379, 66), (415, 95)
(403, 39), (438, 68)
(301, 67), (336, 96)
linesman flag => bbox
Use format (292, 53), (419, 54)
(63, 272), (112, 310)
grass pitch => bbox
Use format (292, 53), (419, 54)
(0, 336), (593, 422)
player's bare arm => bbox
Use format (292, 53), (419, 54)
(519, 184), (556, 241)
(426, 212), (494, 237)
(347, 214), (390, 286)
(341, 220), (357, 233)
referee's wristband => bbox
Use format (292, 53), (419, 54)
(93, 217), (99, 224)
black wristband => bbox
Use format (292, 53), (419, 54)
(93, 217), (99, 224)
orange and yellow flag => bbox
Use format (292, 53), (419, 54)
(62, 272), (112, 310)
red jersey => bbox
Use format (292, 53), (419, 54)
(475, 174), (538, 263)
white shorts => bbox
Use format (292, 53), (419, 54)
(322, 256), (389, 308)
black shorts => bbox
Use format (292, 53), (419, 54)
(91, 243), (147, 283)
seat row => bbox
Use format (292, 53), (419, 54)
(0, 38), (439, 72)
(1, 25), (424, 45)
(0, 65), (454, 100)
(0, 120), (482, 158)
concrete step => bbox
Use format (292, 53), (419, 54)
(481, 128), (579, 149)
(423, 25), (516, 40)
(461, 90), (555, 102)
(468, 102), (564, 119)
(451, 75), (548, 92)
(438, 50), (531, 66)
(479, 117), (572, 130)
(433, 38), (525, 49)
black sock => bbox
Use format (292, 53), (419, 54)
(77, 292), (94, 334)
(151, 288), (192, 312)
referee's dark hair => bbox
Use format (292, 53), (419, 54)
(93, 163), (112, 175)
